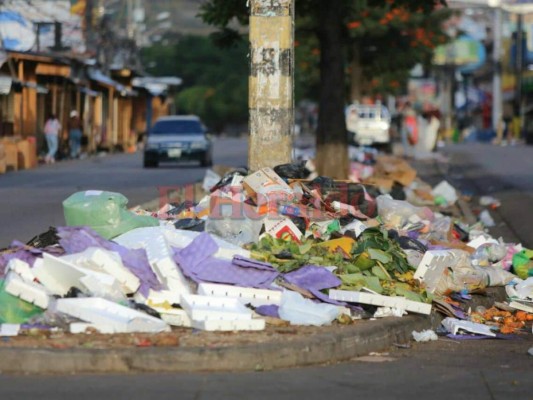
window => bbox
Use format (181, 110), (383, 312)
(151, 119), (204, 135)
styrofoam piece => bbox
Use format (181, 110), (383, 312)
(467, 236), (499, 249)
(134, 289), (181, 306)
(4, 272), (51, 309)
(197, 283), (282, 307)
(79, 275), (126, 303)
(56, 298), (171, 333)
(113, 227), (191, 296)
(153, 309), (192, 327)
(192, 318), (265, 331)
(413, 250), (454, 293)
(153, 258), (191, 297)
(0, 324), (20, 337)
(33, 253), (87, 296)
(329, 289), (432, 315)
(180, 294), (252, 321)
(441, 317), (496, 337)
(6, 259), (35, 283)
(508, 301), (533, 313)
(72, 248), (140, 294)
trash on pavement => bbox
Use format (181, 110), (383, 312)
(412, 329), (438, 342)
(278, 290), (339, 326)
(0, 152), (531, 341)
(431, 180), (458, 206)
(441, 317), (497, 337)
(56, 297), (171, 334)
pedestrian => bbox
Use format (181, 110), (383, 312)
(399, 101), (417, 158)
(44, 113), (61, 164)
(67, 110), (83, 159)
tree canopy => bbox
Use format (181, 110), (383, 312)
(199, 1), (449, 177)
(141, 35), (249, 132)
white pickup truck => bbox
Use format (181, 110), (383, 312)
(346, 104), (391, 149)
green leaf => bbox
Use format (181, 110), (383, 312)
(368, 248), (392, 264)
(298, 241), (313, 255)
(371, 264), (392, 281)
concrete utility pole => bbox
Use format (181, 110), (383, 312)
(249, 0), (294, 171)
(492, 6), (503, 141)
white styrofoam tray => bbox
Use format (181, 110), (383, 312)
(4, 271), (50, 309)
(56, 297), (170, 334)
(329, 289), (432, 315)
(413, 250), (454, 293)
(192, 319), (265, 331)
(441, 317), (496, 337)
(197, 283), (282, 307)
(180, 294), (252, 321)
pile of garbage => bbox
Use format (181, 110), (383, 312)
(0, 152), (532, 341)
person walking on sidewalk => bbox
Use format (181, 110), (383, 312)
(44, 114), (61, 164)
(67, 110), (83, 159)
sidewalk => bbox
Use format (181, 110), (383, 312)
(0, 151), (514, 375)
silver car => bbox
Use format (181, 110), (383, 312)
(143, 115), (213, 168)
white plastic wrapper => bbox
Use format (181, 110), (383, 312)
(412, 330), (438, 342)
(278, 290), (339, 326)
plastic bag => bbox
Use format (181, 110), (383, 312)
(420, 216), (452, 242)
(376, 195), (434, 230)
(513, 249), (533, 279)
(278, 290), (339, 326)
(274, 161), (311, 180)
(210, 168), (248, 193)
(205, 215), (263, 247)
(433, 250), (515, 296)
(0, 280), (44, 323)
(63, 191), (159, 240)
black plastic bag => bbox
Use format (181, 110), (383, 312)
(210, 167), (248, 192)
(174, 218), (205, 232)
(274, 161), (311, 180)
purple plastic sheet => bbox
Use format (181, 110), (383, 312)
(56, 226), (162, 296)
(173, 232), (279, 288)
(283, 265), (343, 304)
(447, 333), (521, 341)
(0, 241), (42, 278)
(255, 305), (280, 318)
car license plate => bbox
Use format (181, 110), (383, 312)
(168, 149), (182, 157)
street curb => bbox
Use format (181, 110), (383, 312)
(0, 315), (438, 375)
(0, 288), (506, 375)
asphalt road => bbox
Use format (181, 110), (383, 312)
(0, 137), (248, 248)
(0, 338), (531, 400)
(437, 142), (533, 248)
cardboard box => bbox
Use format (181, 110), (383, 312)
(243, 167), (294, 205)
(0, 143), (6, 174)
(0, 139), (18, 171)
(16, 139), (36, 170)
(264, 217), (303, 243)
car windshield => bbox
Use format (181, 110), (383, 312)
(356, 106), (389, 120)
(151, 120), (204, 135)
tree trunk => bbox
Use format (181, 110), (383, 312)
(350, 43), (362, 103)
(315, 0), (348, 179)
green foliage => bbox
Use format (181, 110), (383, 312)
(140, 35), (249, 132)
(248, 231), (430, 300)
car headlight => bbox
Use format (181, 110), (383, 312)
(190, 141), (208, 149)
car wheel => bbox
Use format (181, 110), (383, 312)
(143, 154), (159, 168)
(200, 153), (213, 167)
